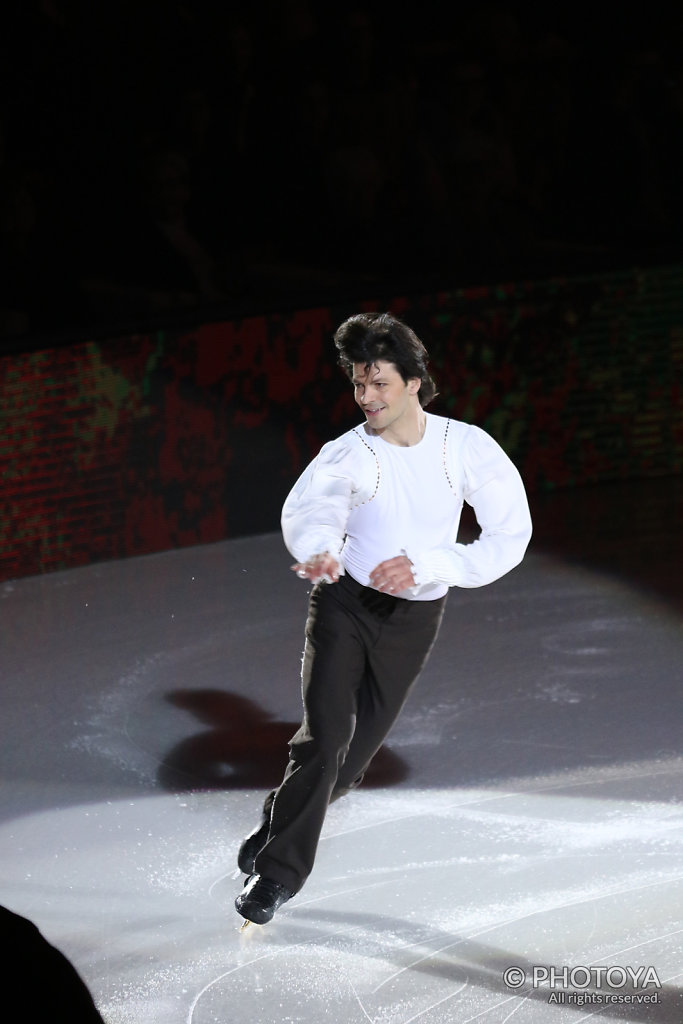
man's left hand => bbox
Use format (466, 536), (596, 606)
(369, 555), (416, 594)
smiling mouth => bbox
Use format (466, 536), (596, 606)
(365, 408), (385, 415)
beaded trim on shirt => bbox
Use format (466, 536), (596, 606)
(351, 428), (380, 507)
(442, 418), (458, 495)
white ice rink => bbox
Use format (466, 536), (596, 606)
(1, 487), (682, 1022)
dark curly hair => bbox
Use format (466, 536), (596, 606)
(333, 312), (438, 407)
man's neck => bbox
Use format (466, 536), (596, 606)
(376, 407), (427, 447)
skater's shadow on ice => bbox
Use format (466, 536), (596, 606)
(157, 689), (409, 792)
(292, 908), (681, 1023)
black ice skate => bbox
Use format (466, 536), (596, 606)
(235, 874), (293, 926)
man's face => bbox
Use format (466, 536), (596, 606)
(351, 360), (420, 435)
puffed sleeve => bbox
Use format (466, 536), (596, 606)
(281, 436), (371, 564)
(407, 424), (532, 588)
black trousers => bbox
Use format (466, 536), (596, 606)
(254, 572), (447, 894)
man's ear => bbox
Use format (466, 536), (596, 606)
(407, 377), (421, 395)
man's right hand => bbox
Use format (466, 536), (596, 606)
(291, 553), (340, 584)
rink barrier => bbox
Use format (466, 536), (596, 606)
(1, 264), (682, 581)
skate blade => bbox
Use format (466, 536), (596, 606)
(239, 918), (261, 933)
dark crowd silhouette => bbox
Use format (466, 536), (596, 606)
(1, 1), (682, 349)
(0, 906), (106, 1023)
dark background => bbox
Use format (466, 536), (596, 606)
(2, 0), (682, 351)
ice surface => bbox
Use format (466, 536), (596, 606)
(1, 526), (682, 1022)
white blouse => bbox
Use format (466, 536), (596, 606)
(281, 413), (532, 600)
